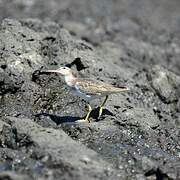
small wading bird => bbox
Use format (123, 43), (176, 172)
(45, 66), (129, 122)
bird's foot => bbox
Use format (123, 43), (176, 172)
(76, 118), (91, 123)
(76, 104), (92, 123)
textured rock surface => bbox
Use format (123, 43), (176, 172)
(0, 0), (180, 179)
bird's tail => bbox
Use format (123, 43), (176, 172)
(110, 86), (129, 93)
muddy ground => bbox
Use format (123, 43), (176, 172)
(0, 0), (180, 179)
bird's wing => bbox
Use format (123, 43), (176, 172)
(75, 78), (119, 95)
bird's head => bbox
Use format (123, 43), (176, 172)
(45, 66), (73, 76)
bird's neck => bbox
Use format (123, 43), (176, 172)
(64, 74), (76, 87)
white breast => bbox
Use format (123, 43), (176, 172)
(71, 85), (92, 101)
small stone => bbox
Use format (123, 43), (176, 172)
(142, 156), (157, 172)
(120, 107), (160, 130)
(148, 65), (180, 103)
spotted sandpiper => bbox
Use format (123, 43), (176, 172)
(44, 66), (129, 122)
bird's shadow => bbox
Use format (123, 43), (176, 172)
(34, 108), (114, 125)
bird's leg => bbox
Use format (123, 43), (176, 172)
(98, 95), (108, 119)
(84, 104), (92, 122)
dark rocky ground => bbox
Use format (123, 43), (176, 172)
(0, 0), (180, 179)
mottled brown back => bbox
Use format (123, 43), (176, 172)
(75, 78), (128, 95)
